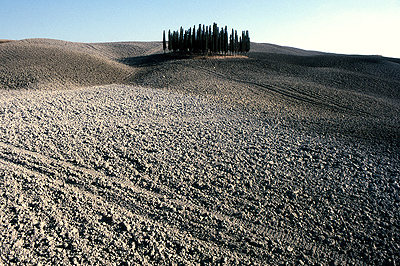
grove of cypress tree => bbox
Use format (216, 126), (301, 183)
(164, 23), (249, 55)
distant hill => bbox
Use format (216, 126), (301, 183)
(250, 42), (325, 56)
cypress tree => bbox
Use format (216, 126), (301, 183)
(230, 29), (234, 54)
(224, 26), (228, 54)
(216, 25), (219, 53)
(216, 26), (220, 53)
(205, 26), (209, 54)
(173, 31), (178, 52)
(192, 26), (196, 52)
(213, 23), (218, 53)
(163, 30), (166, 53)
(197, 24), (202, 52)
(208, 25), (212, 54)
(168, 30), (172, 51)
(184, 30), (188, 51)
(234, 30), (238, 54)
(241, 31), (245, 53)
(245, 30), (250, 53)
(218, 28), (222, 54)
(188, 27), (192, 52)
(220, 28), (223, 53)
(202, 24), (206, 54)
(220, 27), (224, 54)
(179, 27), (184, 51)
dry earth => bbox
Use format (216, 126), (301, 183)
(0, 39), (399, 265)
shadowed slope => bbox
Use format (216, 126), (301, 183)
(0, 40), (13, 44)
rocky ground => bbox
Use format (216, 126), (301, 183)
(0, 39), (399, 265)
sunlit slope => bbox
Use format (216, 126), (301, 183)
(131, 50), (400, 144)
(0, 39), (161, 90)
(1, 38), (399, 143)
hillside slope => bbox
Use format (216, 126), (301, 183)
(0, 39), (162, 90)
(0, 39), (399, 265)
(129, 50), (400, 145)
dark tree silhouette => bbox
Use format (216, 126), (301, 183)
(244, 30), (250, 53)
(168, 30), (172, 51)
(224, 26), (228, 54)
(213, 23), (218, 53)
(234, 30), (238, 54)
(163, 30), (166, 53)
(165, 23), (250, 55)
(230, 29), (234, 55)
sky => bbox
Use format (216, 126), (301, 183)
(1, 0), (400, 58)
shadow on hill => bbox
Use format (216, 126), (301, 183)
(0, 40), (13, 44)
(119, 52), (249, 68)
(119, 53), (191, 68)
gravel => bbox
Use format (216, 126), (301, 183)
(0, 39), (399, 265)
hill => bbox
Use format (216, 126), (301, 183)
(0, 38), (399, 265)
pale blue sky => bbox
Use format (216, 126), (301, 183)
(1, 0), (399, 57)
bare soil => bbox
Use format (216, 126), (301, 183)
(0, 39), (399, 265)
